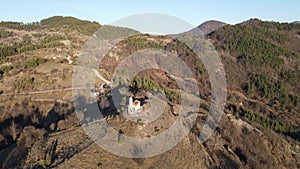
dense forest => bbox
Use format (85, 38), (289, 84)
(209, 19), (299, 68)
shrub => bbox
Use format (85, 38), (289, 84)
(0, 65), (13, 74)
(130, 76), (180, 102)
(10, 121), (18, 141)
(17, 126), (45, 148)
(24, 58), (48, 69)
(39, 154), (51, 169)
(0, 30), (14, 38)
(15, 77), (35, 89)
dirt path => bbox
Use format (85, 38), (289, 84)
(92, 68), (111, 84)
(227, 89), (260, 104)
(0, 86), (89, 97)
(1, 68), (110, 97)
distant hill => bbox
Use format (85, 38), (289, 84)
(40, 16), (101, 35)
(197, 20), (226, 34)
(292, 21), (300, 24)
(0, 16), (101, 35)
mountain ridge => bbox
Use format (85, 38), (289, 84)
(197, 20), (227, 34)
(0, 16), (299, 169)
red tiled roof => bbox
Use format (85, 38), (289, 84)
(133, 100), (140, 106)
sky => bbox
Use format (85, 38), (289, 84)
(1, 0), (299, 26)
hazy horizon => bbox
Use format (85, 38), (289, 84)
(1, 0), (299, 26)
